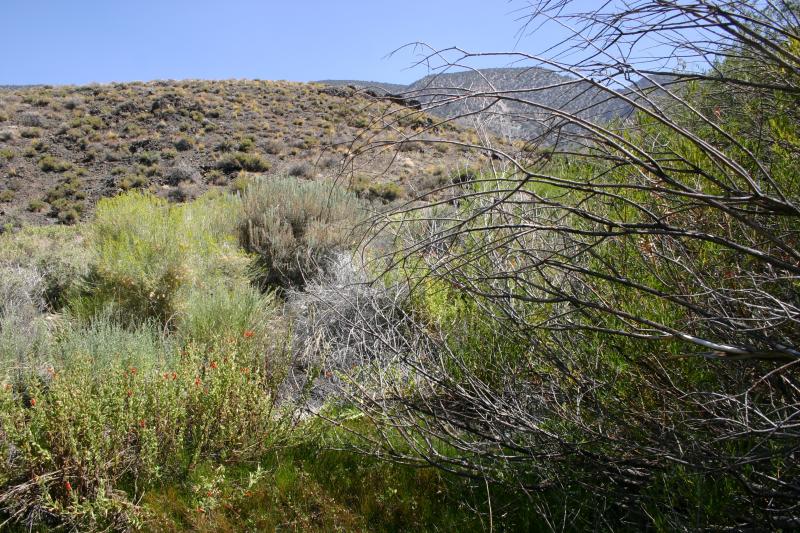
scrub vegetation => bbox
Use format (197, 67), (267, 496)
(1, 1), (799, 531)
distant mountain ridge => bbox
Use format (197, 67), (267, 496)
(319, 67), (634, 139)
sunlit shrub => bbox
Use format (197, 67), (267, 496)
(0, 317), (297, 529)
(239, 176), (362, 289)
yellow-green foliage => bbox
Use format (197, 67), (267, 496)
(76, 191), (248, 325)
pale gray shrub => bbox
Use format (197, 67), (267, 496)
(239, 175), (362, 289)
(283, 253), (414, 409)
(0, 265), (51, 373)
(17, 112), (44, 128)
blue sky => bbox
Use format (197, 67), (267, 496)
(1, 0), (548, 85)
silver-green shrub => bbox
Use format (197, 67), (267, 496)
(239, 176), (362, 289)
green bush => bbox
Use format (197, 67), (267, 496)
(39, 155), (73, 172)
(216, 151), (271, 173)
(27, 199), (46, 212)
(239, 176), (362, 289)
(136, 150), (160, 166)
(76, 193), (186, 324)
(74, 191), (248, 326)
(0, 317), (296, 530)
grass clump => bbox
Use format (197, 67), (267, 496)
(239, 176), (362, 289)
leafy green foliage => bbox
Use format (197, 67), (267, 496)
(0, 318), (295, 530)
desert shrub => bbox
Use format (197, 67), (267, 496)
(0, 111), (8, 122)
(287, 161), (313, 178)
(0, 264), (50, 369)
(20, 127), (41, 138)
(350, 176), (404, 202)
(27, 199), (46, 212)
(0, 148), (14, 161)
(206, 169), (226, 185)
(238, 176), (362, 289)
(137, 150), (160, 166)
(0, 316), (297, 530)
(178, 282), (285, 370)
(55, 205), (81, 224)
(164, 161), (200, 185)
(237, 136), (255, 152)
(18, 112), (44, 127)
(368, 181), (403, 202)
(74, 191), (247, 326)
(0, 130), (13, 141)
(216, 151), (271, 173)
(44, 174), (81, 202)
(0, 190), (14, 203)
(263, 139), (285, 155)
(285, 254), (409, 407)
(214, 139), (234, 152)
(449, 166), (479, 184)
(398, 140), (423, 152)
(63, 97), (83, 110)
(38, 155), (72, 173)
(76, 193), (187, 324)
(320, 155), (339, 169)
(174, 136), (192, 151)
(118, 173), (148, 190)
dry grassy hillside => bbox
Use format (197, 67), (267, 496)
(0, 80), (488, 228)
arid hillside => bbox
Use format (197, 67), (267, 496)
(0, 80), (489, 228)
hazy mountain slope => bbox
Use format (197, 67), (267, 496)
(324, 67), (634, 139)
(405, 67), (632, 139)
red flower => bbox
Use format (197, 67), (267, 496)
(197, 506), (205, 513)
(195, 376), (202, 386)
(139, 419), (146, 428)
(129, 367), (137, 375)
(210, 361), (218, 370)
(65, 481), (72, 492)
(243, 330), (254, 339)
(172, 372), (178, 381)
(29, 398), (36, 407)
(206, 490), (213, 497)
(127, 389), (133, 398)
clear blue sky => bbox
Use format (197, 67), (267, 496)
(1, 0), (546, 85)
